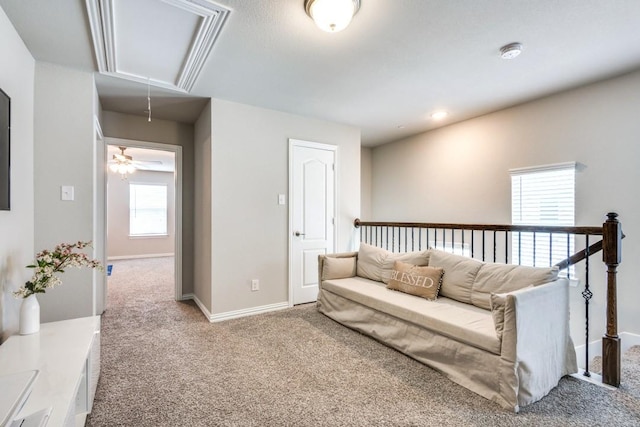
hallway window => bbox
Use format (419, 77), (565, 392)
(130, 183), (168, 236)
(511, 162), (575, 275)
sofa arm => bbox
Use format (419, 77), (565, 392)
(318, 252), (358, 286)
(500, 278), (577, 410)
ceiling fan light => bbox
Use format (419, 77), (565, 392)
(305, 0), (360, 33)
(109, 163), (119, 173)
(126, 164), (136, 174)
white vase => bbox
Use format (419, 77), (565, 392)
(19, 294), (40, 335)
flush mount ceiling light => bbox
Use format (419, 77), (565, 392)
(109, 146), (136, 179)
(431, 111), (449, 120)
(304, 0), (361, 33)
(500, 42), (523, 60)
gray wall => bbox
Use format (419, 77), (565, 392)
(0, 7), (35, 341)
(107, 170), (175, 259)
(33, 62), (98, 322)
(194, 100), (212, 311)
(361, 147), (373, 220)
(101, 111), (195, 295)
(209, 99), (360, 315)
(370, 70), (640, 344)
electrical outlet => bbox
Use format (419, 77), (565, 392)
(251, 279), (259, 291)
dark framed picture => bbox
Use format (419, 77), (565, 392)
(0, 88), (9, 210)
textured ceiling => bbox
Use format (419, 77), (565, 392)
(2, 0), (640, 146)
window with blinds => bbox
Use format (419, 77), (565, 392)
(511, 162), (575, 274)
(129, 183), (168, 236)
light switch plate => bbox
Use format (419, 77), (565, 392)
(61, 186), (74, 201)
(278, 194), (286, 205)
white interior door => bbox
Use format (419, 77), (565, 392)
(290, 140), (336, 305)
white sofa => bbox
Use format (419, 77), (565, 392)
(317, 244), (578, 412)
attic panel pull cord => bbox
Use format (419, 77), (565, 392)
(146, 78), (152, 122)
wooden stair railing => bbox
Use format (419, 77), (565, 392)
(354, 213), (624, 387)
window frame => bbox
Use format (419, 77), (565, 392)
(129, 182), (169, 237)
(510, 162), (576, 276)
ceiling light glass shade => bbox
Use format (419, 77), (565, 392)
(305, 0), (361, 33)
(431, 111), (448, 120)
(109, 163), (119, 173)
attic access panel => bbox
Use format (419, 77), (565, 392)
(86, 0), (230, 93)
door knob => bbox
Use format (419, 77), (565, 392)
(294, 231), (305, 237)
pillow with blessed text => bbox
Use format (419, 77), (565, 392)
(386, 261), (444, 301)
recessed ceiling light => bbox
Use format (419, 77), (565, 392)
(397, 125), (405, 129)
(500, 42), (523, 60)
(431, 111), (448, 120)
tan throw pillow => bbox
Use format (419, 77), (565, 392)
(322, 256), (357, 280)
(387, 261), (444, 301)
(381, 249), (431, 284)
(428, 249), (483, 304)
(356, 242), (389, 282)
(472, 263), (559, 310)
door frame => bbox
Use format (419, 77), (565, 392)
(103, 137), (184, 301)
(288, 138), (338, 307)
(93, 116), (107, 315)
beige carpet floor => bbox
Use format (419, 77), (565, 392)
(87, 257), (640, 426)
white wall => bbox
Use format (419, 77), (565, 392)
(371, 70), (640, 344)
(209, 99), (360, 315)
(0, 7), (35, 341)
(107, 170), (175, 259)
(33, 62), (98, 323)
(193, 100), (212, 311)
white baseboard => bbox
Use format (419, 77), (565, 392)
(107, 253), (174, 261)
(182, 293), (213, 320)
(575, 331), (640, 369)
(621, 332), (640, 352)
(181, 294), (289, 323)
(570, 370), (617, 390)
(208, 302), (290, 323)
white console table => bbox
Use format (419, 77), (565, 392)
(0, 316), (100, 427)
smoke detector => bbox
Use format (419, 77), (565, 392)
(500, 42), (523, 60)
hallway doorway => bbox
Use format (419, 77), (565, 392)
(104, 138), (183, 307)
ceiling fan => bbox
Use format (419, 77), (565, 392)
(108, 146), (163, 177)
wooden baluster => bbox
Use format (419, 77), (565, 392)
(602, 212), (622, 387)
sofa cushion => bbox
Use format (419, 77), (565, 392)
(322, 276), (501, 354)
(472, 264), (559, 310)
(356, 243), (388, 282)
(356, 243), (430, 284)
(428, 249), (483, 304)
(387, 261), (443, 301)
(322, 256), (357, 280)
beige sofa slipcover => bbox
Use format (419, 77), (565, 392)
(317, 246), (577, 412)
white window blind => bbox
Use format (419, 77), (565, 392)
(129, 183), (168, 236)
(511, 163), (575, 272)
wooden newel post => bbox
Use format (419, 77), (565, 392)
(602, 212), (622, 387)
